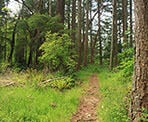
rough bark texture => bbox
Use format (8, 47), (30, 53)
(131, 0), (148, 121)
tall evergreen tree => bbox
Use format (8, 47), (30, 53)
(131, 0), (148, 121)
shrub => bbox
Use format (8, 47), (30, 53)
(39, 32), (77, 74)
(116, 48), (134, 82)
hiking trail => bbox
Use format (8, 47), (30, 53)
(71, 74), (100, 122)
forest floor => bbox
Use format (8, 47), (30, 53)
(71, 74), (100, 122)
(0, 66), (130, 122)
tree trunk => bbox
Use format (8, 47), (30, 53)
(71, 0), (76, 47)
(56, 0), (65, 24)
(48, 0), (52, 16)
(122, 0), (128, 48)
(98, 0), (102, 65)
(89, 1), (93, 64)
(110, 0), (117, 70)
(67, 0), (71, 31)
(129, 0), (133, 47)
(28, 47), (33, 67)
(77, 0), (82, 70)
(8, 22), (17, 63)
(131, 0), (148, 121)
(83, 0), (89, 66)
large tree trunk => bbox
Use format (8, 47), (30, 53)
(110, 0), (117, 70)
(131, 0), (148, 121)
(56, 0), (65, 24)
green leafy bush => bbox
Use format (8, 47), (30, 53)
(116, 48), (134, 82)
(47, 76), (76, 90)
(39, 32), (77, 74)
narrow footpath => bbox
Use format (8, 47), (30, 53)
(71, 74), (100, 122)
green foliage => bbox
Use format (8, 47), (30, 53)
(28, 14), (49, 31)
(40, 32), (76, 74)
(24, 68), (50, 86)
(116, 48), (134, 82)
(98, 67), (131, 122)
(43, 76), (76, 90)
(118, 48), (134, 63)
(0, 62), (10, 73)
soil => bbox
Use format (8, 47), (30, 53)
(71, 74), (100, 122)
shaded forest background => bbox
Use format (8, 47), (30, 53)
(1, 0), (148, 122)
(0, 0), (133, 73)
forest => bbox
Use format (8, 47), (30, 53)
(0, 0), (148, 122)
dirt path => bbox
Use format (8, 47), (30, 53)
(71, 74), (100, 122)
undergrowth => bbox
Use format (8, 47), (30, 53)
(98, 67), (132, 122)
(0, 86), (82, 122)
(0, 64), (97, 121)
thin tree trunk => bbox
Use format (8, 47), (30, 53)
(83, 0), (89, 66)
(77, 0), (82, 70)
(129, 0), (133, 47)
(28, 47), (33, 67)
(48, 0), (52, 16)
(71, 0), (76, 47)
(8, 22), (17, 63)
(131, 0), (148, 121)
(98, 0), (102, 65)
(110, 0), (117, 70)
(67, 0), (71, 31)
(122, 0), (128, 48)
(89, 1), (93, 64)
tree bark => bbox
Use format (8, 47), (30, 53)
(129, 0), (133, 47)
(98, 0), (102, 65)
(83, 0), (89, 66)
(77, 0), (82, 70)
(122, 0), (128, 48)
(71, 0), (76, 47)
(8, 22), (17, 63)
(48, 0), (52, 16)
(110, 0), (117, 70)
(131, 0), (148, 121)
(67, 0), (71, 31)
(56, 0), (65, 24)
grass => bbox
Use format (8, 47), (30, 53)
(0, 86), (83, 122)
(98, 67), (132, 122)
(0, 66), (95, 122)
(0, 64), (132, 122)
